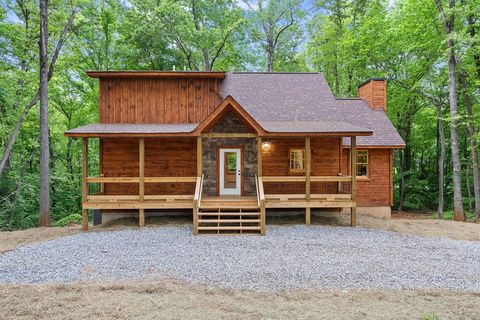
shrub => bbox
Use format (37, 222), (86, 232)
(54, 213), (83, 227)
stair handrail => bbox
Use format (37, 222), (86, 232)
(198, 174), (204, 206)
(255, 174), (260, 207)
(257, 175), (266, 235)
(193, 174), (204, 235)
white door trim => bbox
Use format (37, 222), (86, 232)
(219, 148), (241, 196)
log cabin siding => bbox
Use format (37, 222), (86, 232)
(99, 78), (222, 124)
(341, 148), (393, 206)
(101, 138), (197, 195)
(262, 137), (341, 194)
(262, 138), (341, 176)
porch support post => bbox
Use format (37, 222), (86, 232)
(257, 137), (265, 235)
(82, 138), (89, 230)
(197, 136), (202, 177)
(257, 137), (262, 177)
(305, 137), (311, 225)
(350, 136), (357, 227)
(139, 138), (145, 228)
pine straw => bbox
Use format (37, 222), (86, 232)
(1, 280), (479, 319)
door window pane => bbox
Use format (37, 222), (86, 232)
(224, 152), (237, 188)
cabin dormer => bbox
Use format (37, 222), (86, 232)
(87, 71), (226, 124)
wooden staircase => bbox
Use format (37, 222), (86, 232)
(193, 175), (266, 235)
(197, 197), (262, 235)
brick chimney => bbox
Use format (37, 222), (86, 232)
(358, 78), (386, 111)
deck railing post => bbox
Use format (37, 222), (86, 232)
(197, 136), (202, 177)
(257, 137), (262, 177)
(139, 138), (145, 227)
(305, 137), (311, 225)
(350, 136), (357, 227)
(82, 138), (89, 230)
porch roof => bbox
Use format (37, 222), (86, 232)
(64, 123), (197, 138)
(65, 121), (372, 138)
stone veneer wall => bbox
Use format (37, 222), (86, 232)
(202, 110), (257, 196)
(202, 138), (257, 196)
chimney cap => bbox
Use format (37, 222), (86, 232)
(358, 78), (386, 88)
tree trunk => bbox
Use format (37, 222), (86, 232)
(436, 103), (446, 219)
(436, 0), (464, 221)
(39, 0), (50, 227)
(459, 71), (480, 218)
(466, 154), (472, 213)
(267, 42), (274, 72)
(447, 47), (464, 221)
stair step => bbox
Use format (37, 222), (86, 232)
(200, 205), (259, 210)
(198, 226), (262, 231)
(198, 212), (261, 216)
(198, 219), (260, 223)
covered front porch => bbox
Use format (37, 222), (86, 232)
(73, 132), (359, 235)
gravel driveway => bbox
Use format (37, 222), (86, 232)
(1, 226), (479, 292)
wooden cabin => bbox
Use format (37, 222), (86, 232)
(65, 72), (405, 235)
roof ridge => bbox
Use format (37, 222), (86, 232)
(230, 72), (320, 74)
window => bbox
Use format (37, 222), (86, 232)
(356, 150), (368, 176)
(289, 149), (305, 172)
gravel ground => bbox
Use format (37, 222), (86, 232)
(0, 226), (479, 292)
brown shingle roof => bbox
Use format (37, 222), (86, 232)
(220, 72), (405, 147)
(65, 123), (197, 137)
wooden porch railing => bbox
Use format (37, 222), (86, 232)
(85, 176), (198, 202)
(261, 175), (353, 200)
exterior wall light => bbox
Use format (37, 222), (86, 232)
(262, 140), (271, 151)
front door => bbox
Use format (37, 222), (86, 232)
(219, 148), (241, 195)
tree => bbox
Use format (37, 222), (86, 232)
(243, 0), (303, 72)
(435, 0), (465, 221)
(0, 6), (77, 177)
(123, 0), (244, 71)
(38, 0), (49, 226)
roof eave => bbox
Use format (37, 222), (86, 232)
(86, 71), (226, 79)
(64, 132), (196, 138)
(260, 131), (373, 137)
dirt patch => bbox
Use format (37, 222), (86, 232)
(0, 227), (80, 253)
(355, 215), (480, 242)
(267, 212), (480, 242)
(0, 281), (478, 320)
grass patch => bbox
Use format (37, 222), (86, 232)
(435, 210), (477, 221)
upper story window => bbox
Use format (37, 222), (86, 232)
(356, 150), (368, 176)
(289, 149), (305, 172)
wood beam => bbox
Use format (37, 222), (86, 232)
(139, 138), (145, 227)
(82, 138), (89, 230)
(305, 137), (311, 225)
(197, 136), (202, 176)
(350, 136), (357, 227)
(201, 133), (258, 138)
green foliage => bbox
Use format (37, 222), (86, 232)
(54, 213), (83, 227)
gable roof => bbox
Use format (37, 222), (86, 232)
(220, 72), (404, 147)
(66, 71), (404, 146)
(193, 95), (266, 135)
